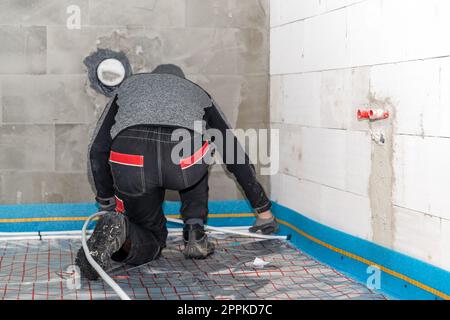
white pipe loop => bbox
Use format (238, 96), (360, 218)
(166, 218), (289, 240)
(81, 212), (131, 300)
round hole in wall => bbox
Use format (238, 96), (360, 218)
(97, 58), (126, 87)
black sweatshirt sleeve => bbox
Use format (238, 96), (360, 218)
(87, 95), (119, 199)
(203, 101), (272, 213)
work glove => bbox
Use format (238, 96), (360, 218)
(249, 215), (279, 235)
(95, 196), (116, 212)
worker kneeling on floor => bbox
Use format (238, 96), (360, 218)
(76, 49), (278, 280)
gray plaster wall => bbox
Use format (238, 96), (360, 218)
(0, 0), (269, 204)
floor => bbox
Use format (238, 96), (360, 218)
(0, 234), (387, 300)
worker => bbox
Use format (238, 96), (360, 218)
(76, 50), (278, 280)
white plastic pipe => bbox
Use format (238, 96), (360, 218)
(97, 58), (126, 87)
(0, 235), (87, 241)
(0, 227), (251, 240)
(81, 212), (131, 300)
(0, 230), (93, 237)
(166, 218), (289, 240)
(0, 230), (93, 241)
(369, 109), (389, 120)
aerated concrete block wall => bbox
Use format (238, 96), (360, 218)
(0, 0), (269, 204)
(270, 0), (450, 271)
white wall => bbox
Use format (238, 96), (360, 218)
(270, 0), (450, 271)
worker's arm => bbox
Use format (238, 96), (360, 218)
(87, 95), (119, 209)
(203, 100), (272, 215)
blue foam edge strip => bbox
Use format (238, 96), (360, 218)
(271, 203), (449, 300)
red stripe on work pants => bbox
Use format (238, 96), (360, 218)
(109, 151), (144, 167)
(115, 196), (125, 213)
(180, 142), (209, 170)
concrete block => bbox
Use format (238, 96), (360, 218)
(275, 124), (303, 178)
(401, 0), (450, 62)
(270, 0), (361, 27)
(55, 124), (89, 172)
(393, 206), (443, 268)
(441, 219), (450, 272)
(299, 127), (371, 196)
(190, 75), (241, 127)
(0, 79), (2, 123)
(235, 76), (269, 125)
(393, 135), (450, 220)
(347, 0), (403, 67)
(85, 88), (110, 123)
(208, 171), (243, 201)
(428, 57), (450, 138)
(348, 66), (371, 131)
(320, 68), (352, 129)
(272, 172), (372, 240)
(0, 0), (89, 26)
(235, 28), (269, 75)
(190, 75), (268, 127)
(271, 73), (321, 126)
(393, 135), (429, 215)
(1, 75), (91, 124)
(0, 26), (46, 74)
(269, 0), (282, 27)
(303, 8), (349, 72)
(269, 76), (282, 123)
(427, 140), (450, 221)
(270, 67), (371, 130)
(160, 28), (268, 75)
(298, 127), (343, 187)
(0, 172), (94, 204)
(208, 166), (269, 203)
(320, 185), (372, 240)
(270, 21), (304, 75)
(270, 67), (371, 129)
(227, 122), (271, 176)
(47, 26), (124, 74)
(187, 0), (268, 28)
(270, 0), (320, 27)
(272, 0), (450, 71)
(347, 0), (450, 66)
(324, 0), (361, 12)
(271, 173), (322, 222)
(0, 125), (54, 171)
(209, 163), (228, 174)
(370, 60), (440, 136)
(345, 130), (371, 197)
(89, 0), (185, 27)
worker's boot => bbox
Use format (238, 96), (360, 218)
(249, 216), (279, 235)
(75, 212), (127, 281)
(182, 222), (215, 259)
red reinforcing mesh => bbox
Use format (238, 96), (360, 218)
(0, 235), (387, 300)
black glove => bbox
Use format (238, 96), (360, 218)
(249, 216), (279, 235)
(95, 196), (116, 212)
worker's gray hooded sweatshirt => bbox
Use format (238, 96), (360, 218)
(87, 61), (271, 214)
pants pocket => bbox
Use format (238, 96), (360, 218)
(109, 151), (145, 195)
(180, 141), (211, 188)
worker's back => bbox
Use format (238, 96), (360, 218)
(110, 73), (212, 139)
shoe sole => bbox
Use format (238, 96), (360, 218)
(75, 214), (125, 280)
(183, 238), (215, 260)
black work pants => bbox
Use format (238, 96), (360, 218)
(109, 125), (212, 265)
